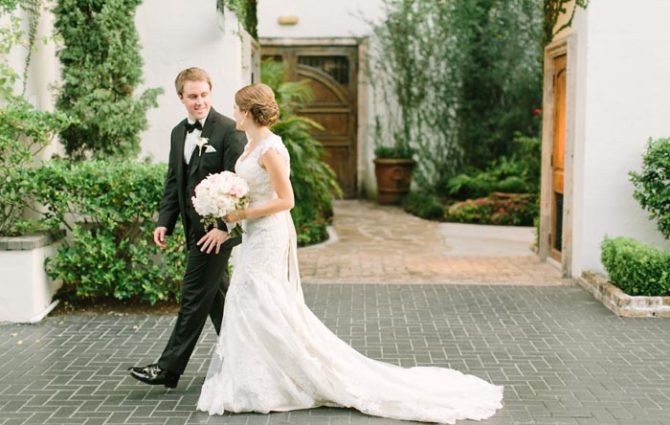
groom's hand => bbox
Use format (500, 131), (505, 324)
(197, 229), (229, 254)
(153, 227), (168, 249)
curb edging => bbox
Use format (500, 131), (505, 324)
(578, 271), (670, 317)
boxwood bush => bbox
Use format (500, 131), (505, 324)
(601, 237), (670, 296)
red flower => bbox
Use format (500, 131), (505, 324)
(532, 108), (542, 117)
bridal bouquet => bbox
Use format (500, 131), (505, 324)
(192, 171), (250, 237)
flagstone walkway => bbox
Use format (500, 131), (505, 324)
(299, 200), (572, 286)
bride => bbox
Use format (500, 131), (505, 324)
(196, 83), (503, 424)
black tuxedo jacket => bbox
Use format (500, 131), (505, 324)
(157, 108), (246, 244)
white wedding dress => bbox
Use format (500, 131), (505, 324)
(196, 134), (503, 424)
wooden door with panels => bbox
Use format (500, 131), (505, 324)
(550, 55), (567, 261)
(261, 45), (358, 198)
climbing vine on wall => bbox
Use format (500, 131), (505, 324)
(20, 0), (41, 95)
(544, 0), (589, 45)
(0, 0), (42, 95)
(217, 0), (258, 39)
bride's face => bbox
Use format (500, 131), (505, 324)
(233, 103), (249, 131)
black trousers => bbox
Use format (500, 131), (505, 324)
(157, 233), (231, 375)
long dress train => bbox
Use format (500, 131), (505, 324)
(196, 134), (503, 424)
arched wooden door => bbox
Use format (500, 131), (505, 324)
(261, 45), (358, 197)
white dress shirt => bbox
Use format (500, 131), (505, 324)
(184, 117), (206, 164)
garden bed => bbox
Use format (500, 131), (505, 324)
(578, 271), (670, 317)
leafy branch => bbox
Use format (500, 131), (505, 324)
(543, 0), (589, 45)
(217, 0), (258, 39)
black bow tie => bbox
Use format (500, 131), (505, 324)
(185, 121), (203, 133)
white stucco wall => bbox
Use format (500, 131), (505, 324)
(556, 0), (670, 276)
(258, 0), (384, 38)
(4, 5), (61, 159)
(136, 1), (254, 162)
(5, 3), (253, 163)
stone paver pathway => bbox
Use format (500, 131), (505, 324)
(299, 201), (572, 286)
(2, 285), (670, 425)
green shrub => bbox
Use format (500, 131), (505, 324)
(443, 166), (529, 201)
(511, 132), (541, 194)
(601, 237), (670, 296)
(440, 133), (541, 200)
(442, 173), (496, 200)
(402, 192), (445, 220)
(497, 176), (528, 193)
(25, 160), (185, 304)
(0, 3), (70, 236)
(0, 100), (69, 236)
(262, 60), (341, 246)
(630, 137), (670, 239)
(445, 193), (538, 226)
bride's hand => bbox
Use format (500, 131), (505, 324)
(224, 209), (247, 223)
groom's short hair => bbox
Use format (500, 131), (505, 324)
(175, 67), (212, 96)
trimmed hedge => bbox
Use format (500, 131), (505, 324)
(601, 237), (670, 296)
(25, 160), (185, 304)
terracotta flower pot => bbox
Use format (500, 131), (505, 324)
(373, 158), (416, 205)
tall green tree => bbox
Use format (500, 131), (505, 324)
(455, 0), (543, 171)
(53, 0), (162, 159)
(370, 0), (543, 189)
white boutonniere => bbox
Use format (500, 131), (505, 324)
(196, 137), (209, 157)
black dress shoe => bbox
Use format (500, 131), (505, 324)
(129, 363), (180, 388)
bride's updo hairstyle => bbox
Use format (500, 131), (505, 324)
(235, 83), (280, 127)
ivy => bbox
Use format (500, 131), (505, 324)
(0, 0), (41, 97)
(0, 0), (19, 13)
(19, 0), (40, 95)
(543, 0), (589, 45)
(53, 0), (163, 160)
(217, 0), (258, 39)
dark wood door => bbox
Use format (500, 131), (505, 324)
(551, 55), (567, 261)
(261, 45), (358, 197)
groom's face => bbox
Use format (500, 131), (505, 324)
(180, 80), (211, 121)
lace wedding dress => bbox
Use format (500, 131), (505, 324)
(196, 134), (503, 423)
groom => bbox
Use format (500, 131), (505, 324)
(129, 67), (246, 388)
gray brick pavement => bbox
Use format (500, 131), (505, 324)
(1, 284), (670, 425)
